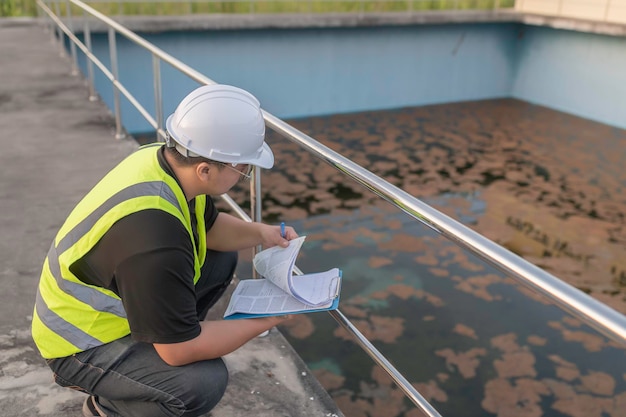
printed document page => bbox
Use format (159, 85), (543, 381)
(224, 236), (342, 319)
(223, 278), (333, 317)
(289, 269), (341, 305)
(253, 236), (306, 295)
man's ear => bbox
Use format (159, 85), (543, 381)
(196, 162), (213, 181)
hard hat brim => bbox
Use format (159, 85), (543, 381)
(244, 141), (274, 169)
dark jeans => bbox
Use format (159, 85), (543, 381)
(47, 250), (237, 417)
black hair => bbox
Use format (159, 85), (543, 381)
(163, 145), (225, 170)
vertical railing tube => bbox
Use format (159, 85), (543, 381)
(47, 2), (57, 44)
(107, 27), (126, 140)
(54, 0), (64, 57)
(65, 0), (79, 75)
(250, 167), (263, 278)
(83, 10), (97, 101)
(152, 54), (164, 142)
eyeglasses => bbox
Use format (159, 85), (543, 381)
(219, 163), (253, 181)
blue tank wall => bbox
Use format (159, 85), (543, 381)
(79, 23), (626, 134)
(512, 26), (626, 130)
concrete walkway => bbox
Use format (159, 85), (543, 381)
(0, 18), (342, 417)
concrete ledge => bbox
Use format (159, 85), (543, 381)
(212, 326), (344, 417)
(51, 9), (626, 37)
(107, 10), (522, 32)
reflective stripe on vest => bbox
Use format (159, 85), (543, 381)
(56, 181), (180, 254)
(35, 288), (103, 351)
(32, 145), (207, 358)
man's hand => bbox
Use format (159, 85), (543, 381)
(207, 213), (298, 252)
(261, 223), (298, 248)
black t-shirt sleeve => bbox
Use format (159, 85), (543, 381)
(71, 210), (202, 344)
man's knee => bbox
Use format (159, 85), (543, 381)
(181, 358), (229, 416)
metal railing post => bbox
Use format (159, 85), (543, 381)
(250, 167), (263, 278)
(65, 0), (79, 75)
(152, 54), (164, 142)
(83, 10), (97, 101)
(47, 3), (57, 43)
(54, 0), (65, 57)
(107, 27), (126, 140)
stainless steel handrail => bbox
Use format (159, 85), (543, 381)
(38, 0), (626, 415)
(263, 113), (626, 346)
(38, 1), (444, 415)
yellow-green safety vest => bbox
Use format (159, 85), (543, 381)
(32, 144), (207, 359)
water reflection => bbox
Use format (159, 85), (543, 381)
(220, 98), (626, 417)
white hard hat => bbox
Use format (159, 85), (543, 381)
(165, 84), (274, 169)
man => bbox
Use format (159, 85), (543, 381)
(31, 84), (295, 416)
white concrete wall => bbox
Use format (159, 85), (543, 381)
(516, 0), (626, 24)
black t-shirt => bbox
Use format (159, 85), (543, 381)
(69, 147), (218, 344)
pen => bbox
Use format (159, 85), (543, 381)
(280, 222), (286, 238)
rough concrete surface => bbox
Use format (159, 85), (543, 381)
(0, 18), (342, 417)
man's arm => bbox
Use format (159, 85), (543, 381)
(153, 316), (289, 366)
(205, 212), (297, 252)
(153, 213), (297, 366)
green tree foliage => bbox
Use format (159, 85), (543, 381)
(1, 0), (38, 16)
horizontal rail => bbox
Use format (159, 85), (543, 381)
(264, 111), (626, 345)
